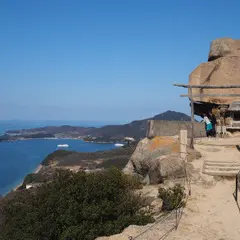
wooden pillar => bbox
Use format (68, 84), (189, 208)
(180, 130), (187, 160)
(189, 87), (195, 149)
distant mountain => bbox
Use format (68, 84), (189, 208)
(152, 110), (191, 121)
(88, 110), (192, 140)
(4, 110), (192, 142)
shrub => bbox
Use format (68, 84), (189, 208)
(158, 184), (186, 211)
(18, 168), (57, 190)
(0, 167), (153, 240)
(17, 173), (38, 190)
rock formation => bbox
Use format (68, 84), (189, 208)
(208, 38), (240, 61)
(124, 136), (200, 184)
(189, 38), (240, 115)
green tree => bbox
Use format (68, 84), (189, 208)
(0, 168), (153, 240)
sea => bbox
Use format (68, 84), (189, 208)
(0, 120), (118, 196)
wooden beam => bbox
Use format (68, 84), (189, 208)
(174, 83), (240, 89)
(189, 87), (195, 149)
(180, 94), (240, 97)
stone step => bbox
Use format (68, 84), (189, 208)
(205, 162), (240, 167)
(203, 160), (240, 176)
(203, 169), (239, 177)
(205, 160), (240, 164)
(205, 165), (240, 171)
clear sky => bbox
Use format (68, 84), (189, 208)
(1, 0), (240, 121)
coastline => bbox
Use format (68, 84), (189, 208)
(34, 164), (43, 174)
(0, 137), (117, 145)
(12, 164), (43, 192)
(1, 140), (117, 196)
(0, 137), (84, 143)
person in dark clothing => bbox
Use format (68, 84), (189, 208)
(209, 112), (217, 137)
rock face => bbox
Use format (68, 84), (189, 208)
(208, 38), (240, 61)
(189, 38), (240, 105)
(124, 137), (200, 184)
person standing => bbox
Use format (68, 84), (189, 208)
(209, 112), (217, 137)
(202, 113), (213, 137)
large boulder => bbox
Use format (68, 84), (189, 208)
(124, 137), (198, 184)
(189, 38), (240, 104)
(208, 38), (240, 61)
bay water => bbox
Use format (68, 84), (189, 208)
(0, 121), (117, 196)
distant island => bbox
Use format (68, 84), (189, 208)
(0, 110), (192, 143)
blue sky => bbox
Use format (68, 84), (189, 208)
(1, 0), (240, 121)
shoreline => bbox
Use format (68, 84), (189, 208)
(0, 137), (118, 145)
(34, 164), (43, 174)
(12, 164), (43, 192)
(3, 141), (117, 196)
(0, 137), (84, 142)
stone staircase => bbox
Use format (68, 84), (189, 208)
(203, 160), (240, 177)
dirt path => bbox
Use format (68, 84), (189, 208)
(169, 141), (240, 240)
(97, 180), (240, 240)
(168, 180), (240, 240)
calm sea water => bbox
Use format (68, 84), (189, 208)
(0, 121), (117, 196)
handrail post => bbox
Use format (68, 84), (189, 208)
(236, 174), (238, 202)
(236, 171), (240, 202)
(189, 86), (195, 149)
